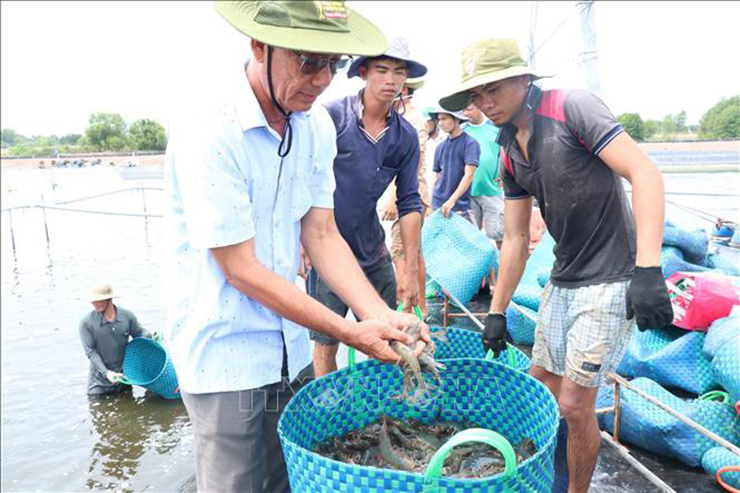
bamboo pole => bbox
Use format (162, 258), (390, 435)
(600, 431), (677, 493)
(608, 372), (740, 457)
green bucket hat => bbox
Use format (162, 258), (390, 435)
(214, 1), (388, 57)
(439, 38), (549, 112)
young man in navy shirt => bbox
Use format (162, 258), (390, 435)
(430, 109), (480, 223)
(309, 37), (427, 376)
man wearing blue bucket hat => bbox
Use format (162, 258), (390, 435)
(308, 36), (428, 376)
(163, 2), (428, 492)
(441, 38), (673, 492)
(79, 284), (153, 397)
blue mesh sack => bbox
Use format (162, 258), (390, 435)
(422, 210), (496, 305)
(506, 305), (537, 346)
(536, 268), (551, 288)
(661, 246), (711, 279)
(703, 311), (740, 359)
(433, 327), (531, 373)
(616, 326), (716, 395)
(597, 377), (740, 467)
(663, 223), (709, 265)
(702, 446), (740, 490)
(278, 358), (560, 493)
(512, 285), (542, 312)
(119, 338), (180, 399)
(706, 253), (740, 276)
(520, 233), (555, 287)
(712, 334), (740, 407)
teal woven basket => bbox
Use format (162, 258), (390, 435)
(278, 358), (559, 492)
(702, 446), (740, 490)
(119, 338), (180, 400)
(433, 327), (531, 374)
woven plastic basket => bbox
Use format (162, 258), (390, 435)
(597, 377), (740, 467)
(433, 327), (531, 374)
(712, 332), (740, 409)
(422, 210), (496, 306)
(118, 338), (180, 399)
(616, 326), (716, 395)
(702, 446), (740, 490)
(278, 357), (559, 492)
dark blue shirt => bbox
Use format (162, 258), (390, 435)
(325, 92), (422, 269)
(432, 132), (480, 212)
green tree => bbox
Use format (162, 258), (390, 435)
(644, 120), (661, 139)
(699, 95), (740, 139)
(617, 113), (645, 141)
(84, 112), (127, 150)
(1, 128), (21, 147)
(59, 133), (82, 145)
(127, 118), (167, 151)
(662, 114), (677, 135)
(674, 110), (687, 133)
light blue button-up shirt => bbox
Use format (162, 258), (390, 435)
(162, 62), (337, 394)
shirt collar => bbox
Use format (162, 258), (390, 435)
(353, 89), (394, 125)
(233, 61), (309, 134)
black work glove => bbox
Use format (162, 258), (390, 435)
(626, 266), (674, 331)
(482, 313), (509, 358)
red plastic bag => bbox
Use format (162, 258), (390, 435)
(667, 271), (740, 331)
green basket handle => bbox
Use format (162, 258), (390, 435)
(347, 303), (425, 371)
(486, 344), (518, 369)
(423, 427), (517, 491)
(112, 375), (134, 386)
(699, 390), (730, 404)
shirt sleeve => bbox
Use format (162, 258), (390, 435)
(395, 133), (422, 218)
(464, 138), (480, 167)
(499, 148), (530, 200)
(433, 144), (443, 173)
(310, 108), (338, 209)
(79, 321), (109, 376)
(169, 125), (256, 250)
(564, 89), (624, 156)
(128, 312), (151, 339)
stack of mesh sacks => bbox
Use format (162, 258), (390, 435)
(661, 221), (740, 279)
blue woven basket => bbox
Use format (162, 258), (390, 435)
(616, 326), (716, 395)
(712, 332), (740, 407)
(433, 327), (531, 374)
(422, 210), (496, 306)
(702, 446), (740, 490)
(663, 223), (709, 265)
(120, 338), (180, 400)
(278, 358), (559, 492)
(506, 305), (537, 346)
(597, 377), (740, 467)
(704, 314), (740, 359)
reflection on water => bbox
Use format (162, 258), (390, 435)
(87, 392), (187, 491)
(0, 165), (737, 491)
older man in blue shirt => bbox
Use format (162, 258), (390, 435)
(163, 4), (427, 492)
(307, 37), (427, 377)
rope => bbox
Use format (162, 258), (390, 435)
(529, 2), (590, 61)
(33, 204), (162, 218)
(54, 187), (163, 205)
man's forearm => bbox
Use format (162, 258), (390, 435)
(448, 167), (476, 204)
(221, 255), (357, 342)
(631, 165), (665, 266)
(304, 229), (389, 320)
(399, 211), (421, 269)
(489, 232), (530, 313)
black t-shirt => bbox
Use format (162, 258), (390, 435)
(499, 86), (636, 288)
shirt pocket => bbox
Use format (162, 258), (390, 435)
(371, 165), (398, 199)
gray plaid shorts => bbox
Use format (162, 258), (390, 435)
(532, 280), (634, 387)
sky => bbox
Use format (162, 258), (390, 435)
(2, 1), (739, 137)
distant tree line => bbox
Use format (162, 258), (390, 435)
(1, 113), (167, 158)
(616, 95), (740, 142)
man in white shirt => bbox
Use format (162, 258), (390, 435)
(163, 2), (428, 491)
